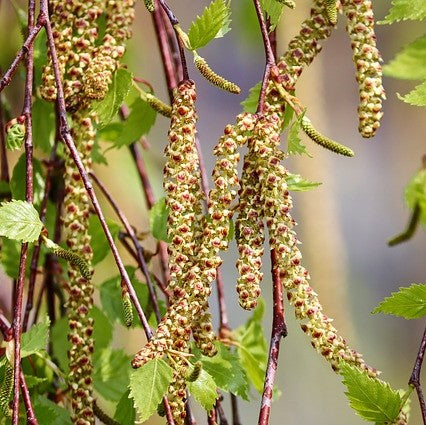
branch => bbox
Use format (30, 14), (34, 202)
(409, 325), (426, 424)
(258, 249), (287, 425)
(0, 84), (9, 182)
(231, 394), (242, 425)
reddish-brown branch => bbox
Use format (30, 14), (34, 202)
(0, 86), (9, 182)
(90, 172), (163, 323)
(258, 249), (287, 425)
(409, 325), (426, 424)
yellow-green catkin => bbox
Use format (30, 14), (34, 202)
(300, 116), (354, 157)
(194, 56), (241, 94)
(0, 363), (13, 417)
(249, 113), (378, 378)
(186, 361), (202, 382)
(121, 290), (134, 327)
(143, 0), (155, 12)
(146, 93), (172, 118)
(341, 0), (385, 138)
(325, 0), (337, 24)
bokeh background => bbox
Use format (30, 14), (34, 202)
(0, 0), (425, 424)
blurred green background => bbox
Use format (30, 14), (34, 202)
(0, 0), (425, 423)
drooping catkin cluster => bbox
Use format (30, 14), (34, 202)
(341, 0), (385, 138)
(243, 113), (378, 377)
(62, 111), (96, 425)
(41, 0), (134, 110)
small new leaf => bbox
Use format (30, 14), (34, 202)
(187, 368), (218, 411)
(21, 316), (50, 357)
(129, 358), (173, 422)
(241, 81), (261, 113)
(0, 200), (43, 243)
(397, 81), (426, 107)
(149, 197), (170, 242)
(287, 119), (310, 156)
(188, 0), (231, 50)
(93, 68), (133, 128)
(383, 35), (426, 81)
(372, 283), (426, 319)
(286, 173), (322, 192)
(260, 0), (284, 31)
(340, 363), (403, 423)
(380, 0), (426, 23)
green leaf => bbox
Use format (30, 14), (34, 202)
(34, 32), (48, 87)
(129, 358), (174, 423)
(188, 368), (218, 411)
(404, 168), (426, 226)
(23, 374), (48, 389)
(33, 394), (72, 425)
(93, 348), (131, 401)
(398, 80), (426, 106)
(372, 283), (426, 319)
(340, 363), (403, 422)
(236, 299), (268, 393)
(192, 342), (249, 400)
(0, 200), (43, 243)
(260, 0), (284, 31)
(380, 0), (426, 23)
(383, 35), (426, 81)
(188, 0), (231, 50)
(10, 154), (45, 206)
(282, 104), (294, 130)
(32, 97), (55, 153)
(286, 173), (321, 192)
(21, 316), (50, 357)
(241, 81), (261, 113)
(1, 238), (25, 278)
(149, 197), (170, 242)
(93, 68), (133, 128)
(51, 306), (113, 372)
(114, 390), (136, 425)
(115, 97), (156, 147)
(287, 119), (310, 156)
(88, 215), (121, 265)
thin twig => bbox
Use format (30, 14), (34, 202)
(388, 203), (421, 246)
(258, 249), (287, 425)
(252, 0), (276, 114)
(230, 394), (242, 425)
(90, 172), (162, 323)
(409, 325), (426, 424)
(216, 397), (229, 425)
(0, 85), (9, 182)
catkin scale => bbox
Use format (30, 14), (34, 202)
(194, 57), (241, 94)
(301, 117), (354, 157)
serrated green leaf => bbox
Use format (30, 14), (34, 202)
(10, 154), (45, 206)
(88, 215), (121, 265)
(383, 35), (426, 81)
(340, 363), (403, 422)
(91, 138), (108, 165)
(192, 342), (249, 400)
(372, 283), (426, 319)
(286, 173), (321, 192)
(287, 119), (310, 156)
(380, 0), (426, 23)
(404, 168), (426, 226)
(149, 197), (170, 242)
(1, 238), (27, 278)
(51, 306), (112, 372)
(115, 97), (156, 147)
(282, 104), (294, 130)
(93, 68), (133, 128)
(130, 358), (173, 422)
(241, 81), (261, 113)
(398, 80), (426, 106)
(0, 200), (43, 243)
(236, 299), (267, 393)
(23, 374), (48, 388)
(33, 394), (72, 425)
(93, 348), (131, 401)
(260, 0), (284, 31)
(114, 389), (136, 425)
(32, 97), (55, 153)
(21, 316), (50, 357)
(188, 0), (231, 50)
(188, 368), (218, 411)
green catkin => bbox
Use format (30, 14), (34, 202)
(274, 0), (295, 8)
(0, 364), (13, 417)
(186, 361), (202, 382)
(300, 117), (354, 157)
(325, 0), (337, 24)
(52, 245), (92, 280)
(146, 93), (172, 118)
(143, 0), (155, 12)
(194, 56), (241, 94)
(121, 291), (134, 327)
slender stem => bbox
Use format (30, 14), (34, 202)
(252, 0), (276, 114)
(90, 172), (162, 323)
(216, 397), (229, 425)
(161, 8), (183, 84)
(208, 410), (217, 425)
(258, 249), (287, 425)
(409, 325), (426, 424)
(388, 203), (421, 246)
(42, 0), (152, 337)
(0, 85), (9, 182)
(230, 394), (242, 425)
